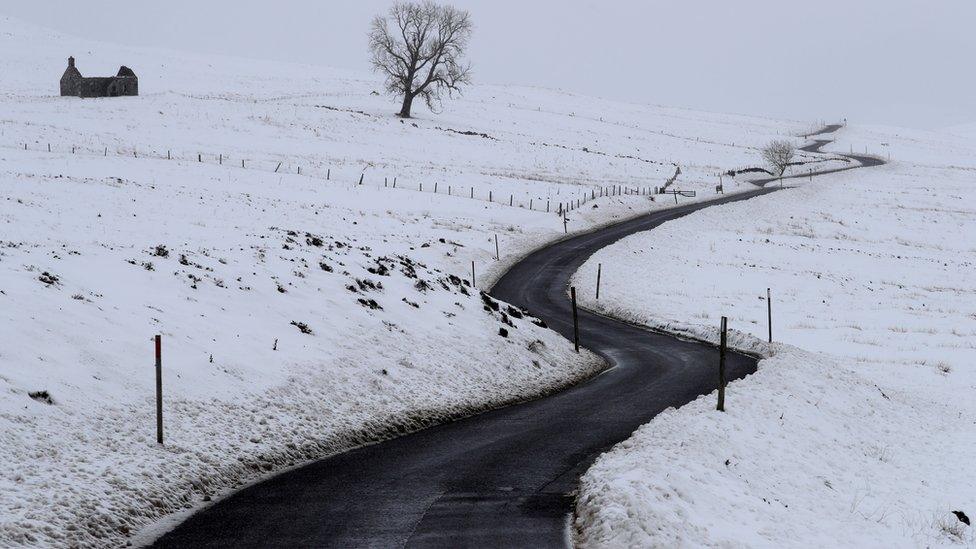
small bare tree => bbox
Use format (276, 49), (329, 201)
(369, 1), (473, 118)
(761, 140), (797, 177)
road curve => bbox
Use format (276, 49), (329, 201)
(753, 124), (884, 186)
(151, 129), (874, 548)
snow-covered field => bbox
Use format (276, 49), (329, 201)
(0, 17), (832, 548)
(572, 127), (976, 547)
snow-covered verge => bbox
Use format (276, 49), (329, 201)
(572, 127), (976, 547)
(0, 16), (828, 548)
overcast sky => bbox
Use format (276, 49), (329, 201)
(5, 1), (974, 129)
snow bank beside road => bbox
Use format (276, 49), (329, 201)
(576, 342), (976, 547)
(572, 131), (976, 547)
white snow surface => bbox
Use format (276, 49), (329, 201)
(0, 17), (824, 548)
(572, 126), (976, 547)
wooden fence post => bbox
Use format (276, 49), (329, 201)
(571, 287), (580, 353)
(494, 234), (500, 260)
(767, 288), (772, 343)
(154, 335), (164, 444)
(596, 263), (602, 300)
(358, 173), (364, 185)
(471, 261), (476, 288)
(717, 317), (727, 412)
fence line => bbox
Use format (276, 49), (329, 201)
(10, 140), (676, 216)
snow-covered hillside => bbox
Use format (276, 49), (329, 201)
(572, 127), (976, 547)
(0, 16), (833, 548)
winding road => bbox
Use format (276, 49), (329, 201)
(150, 128), (880, 548)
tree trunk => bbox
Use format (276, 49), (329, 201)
(398, 93), (414, 118)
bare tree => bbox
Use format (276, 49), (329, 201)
(369, 1), (473, 118)
(761, 140), (797, 177)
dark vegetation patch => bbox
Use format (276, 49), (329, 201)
(38, 271), (59, 286)
(314, 104), (375, 118)
(290, 321), (313, 335)
(28, 390), (54, 405)
(367, 258), (391, 276)
(436, 126), (496, 140)
(481, 293), (500, 312)
(725, 166), (773, 177)
(358, 298), (382, 310)
(356, 278), (383, 292)
(500, 311), (515, 327)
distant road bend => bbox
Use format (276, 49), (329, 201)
(151, 127), (882, 548)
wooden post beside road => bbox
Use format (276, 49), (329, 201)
(717, 317), (727, 412)
(154, 335), (163, 444)
(767, 288), (773, 343)
(571, 287), (580, 353)
(494, 234), (500, 260)
(471, 261), (476, 288)
(596, 263), (602, 300)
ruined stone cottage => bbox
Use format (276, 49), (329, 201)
(60, 57), (138, 98)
